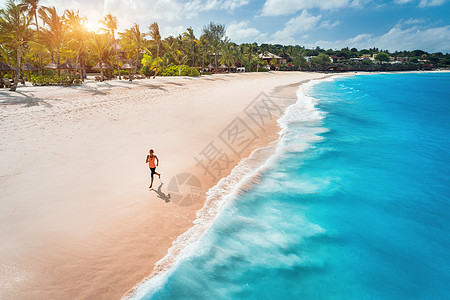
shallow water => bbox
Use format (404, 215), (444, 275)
(134, 73), (450, 299)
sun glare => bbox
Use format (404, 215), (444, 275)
(84, 21), (102, 33)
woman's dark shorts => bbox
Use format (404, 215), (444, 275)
(150, 167), (156, 177)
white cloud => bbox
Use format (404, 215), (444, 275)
(319, 20), (341, 29)
(418, 0), (445, 7)
(401, 18), (427, 25)
(261, 0), (353, 16)
(222, 0), (251, 10)
(226, 21), (268, 43)
(161, 25), (186, 37)
(311, 23), (450, 52)
(184, 0), (249, 17)
(33, 0), (250, 32)
(271, 10), (322, 44)
(395, 0), (446, 6)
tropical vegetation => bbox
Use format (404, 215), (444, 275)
(0, 0), (449, 91)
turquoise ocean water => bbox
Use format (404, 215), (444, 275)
(133, 73), (450, 299)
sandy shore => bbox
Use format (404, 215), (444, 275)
(0, 72), (329, 299)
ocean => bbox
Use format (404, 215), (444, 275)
(130, 72), (450, 299)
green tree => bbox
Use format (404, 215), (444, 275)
(252, 55), (264, 72)
(38, 5), (67, 76)
(0, 0), (33, 91)
(88, 32), (110, 81)
(100, 13), (121, 79)
(243, 43), (257, 72)
(171, 49), (187, 76)
(198, 34), (208, 70)
(219, 43), (235, 71)
(148, 22), (161, 78)
(19, 0), (43, 74)
(374, 52), (390, 63)
(202, 22), (226, 69)
(65, 9), (87, 80)
(183, 27), (197, 67)
(293, 54), (308, 70)
(119, 23), (143, 75)
(310, 53), (331, 70)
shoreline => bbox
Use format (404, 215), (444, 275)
(124, 73), (346, 299)
(118, 70), (450, 299)
(3, 70), (444, 298)
(125, 69), (450, 298)
(0, 71), (331, 299)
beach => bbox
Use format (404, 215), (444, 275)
(0, 72), (329, 299)
(124, 71), (450, 299)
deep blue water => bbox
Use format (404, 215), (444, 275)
(138, 73), (450, 299)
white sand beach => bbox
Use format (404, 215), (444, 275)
(0, 72), (330, 299)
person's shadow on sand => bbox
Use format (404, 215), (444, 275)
(151, 183), (171, 203)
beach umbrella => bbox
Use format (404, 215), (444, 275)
(120, 60), (136, 70)
(92, 62), (112, 70)
(207, 63), (215, 69)
(219, 64), (228, 69)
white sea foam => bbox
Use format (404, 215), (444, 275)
(125, 76), (337, 300)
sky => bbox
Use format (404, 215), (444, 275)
(2, 0), (449, 52)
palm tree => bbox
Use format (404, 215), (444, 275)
(253, 55), (264, 72)
(171, 49), (187, 76)
(38, 26), (56, 62)
(202, 22), (226, 70)
(243, 43), (256, 72)
(19, 0), (43, 74)
(198, 34), (209, 71)
(219, 43), (235, 72)
(100, 13), (120, 80)
(119, 23), (143, 76)
(88, 32), (110, 81)
(0, 0), (33, 91)
(65, 10), (86, 80)
(0, 43), (12, 63)
(148, 22), (161, 78)
(38, 6), (67, 76)
(183, 27), (197, 67)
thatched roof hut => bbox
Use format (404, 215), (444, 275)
(44, 61), (58, 69)
(60, 58), (79, 70)
(23, 62), (38, 71)
(120, 60), (136, 70)
(92, 62), (112, 70)
(207, 63), (215, 69)
(0, 61), (14, 71)
(218, 64), (228, 69)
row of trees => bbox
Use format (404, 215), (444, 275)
(1, 0), (449, 91)
(0, 0), (245, 90)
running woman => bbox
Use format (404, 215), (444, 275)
(146, 149), (161, 188)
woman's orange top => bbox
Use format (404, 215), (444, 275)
(148, 155), (156, 168)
